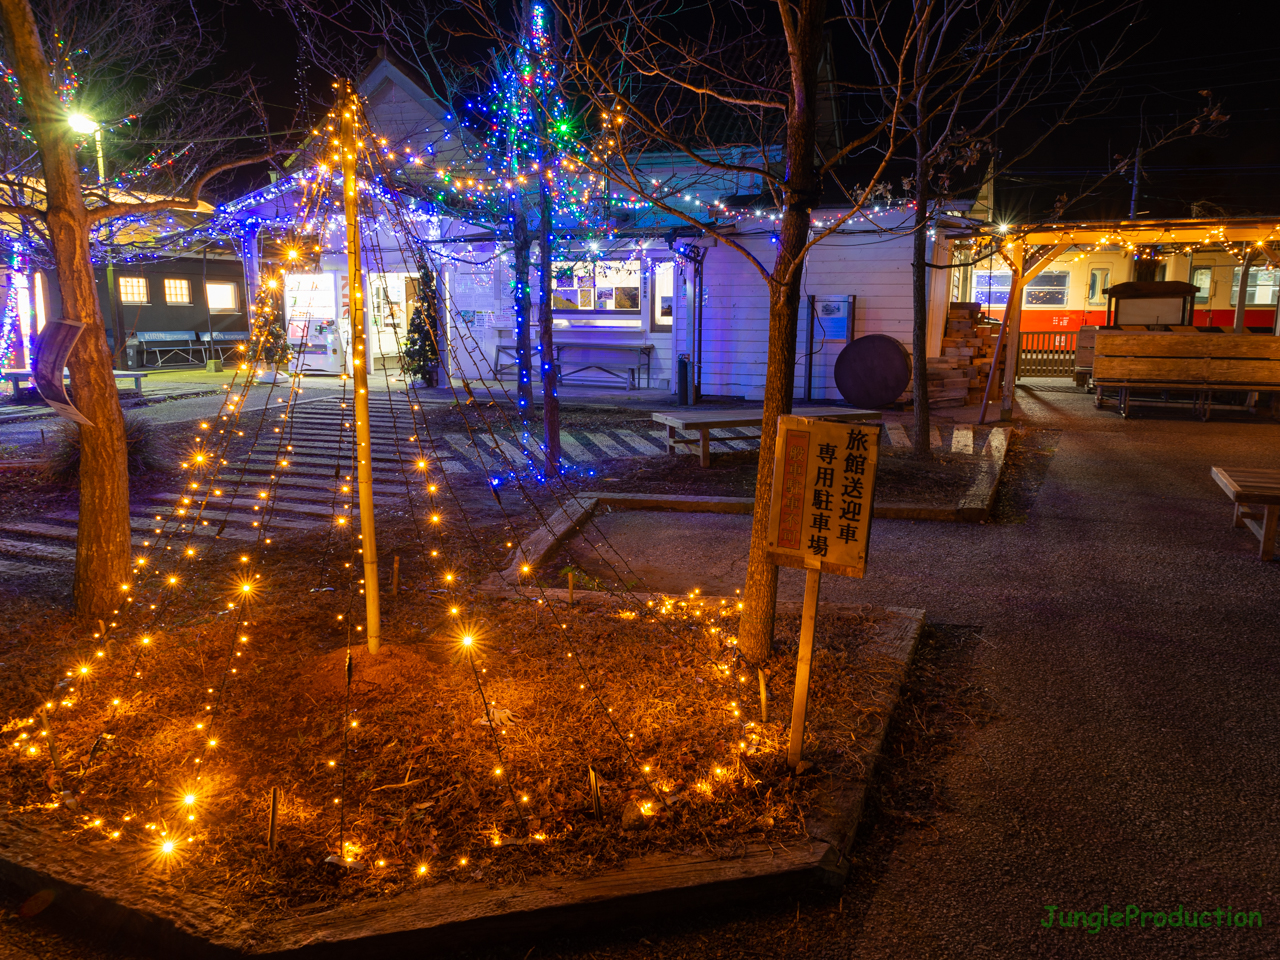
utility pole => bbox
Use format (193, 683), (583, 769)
(83, 123), (125, 369)
(341, 85), (381, 653)
(1128, 145), (1142, 220)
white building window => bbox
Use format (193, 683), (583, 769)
(206, 281), (239, 312)
(652, 261), (673, 331)
(119, 276), (148, 304)
(550, 259), (642, 327)
(164, 278), (192, 305)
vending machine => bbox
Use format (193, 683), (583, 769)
(284, 272), (346, 374)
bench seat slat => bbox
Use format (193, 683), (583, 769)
(1095, 331), (1280, 359)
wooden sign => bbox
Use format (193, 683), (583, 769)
(763, 414), (881, 770)
(766, 415), (879, 577)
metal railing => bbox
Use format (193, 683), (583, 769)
(1017, 331), (1077, 379)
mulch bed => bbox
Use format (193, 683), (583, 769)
(0, 509), (902, 919)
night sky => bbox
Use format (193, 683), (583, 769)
(204, 1), (1280, 220)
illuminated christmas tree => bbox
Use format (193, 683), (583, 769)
(250, 278), (291, 379)
(402, 265), (441, 386)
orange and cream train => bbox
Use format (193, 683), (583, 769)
(963, 249), (1280, 332)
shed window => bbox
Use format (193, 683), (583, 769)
(206, 281), (239, 312)
(164, 278), (192, 305)
(118, 276), (148, 304)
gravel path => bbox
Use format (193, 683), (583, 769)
(3, 383), (1279, 958)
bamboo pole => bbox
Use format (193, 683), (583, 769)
(786, 568), (822, 770)
(341, 89), (381, 654)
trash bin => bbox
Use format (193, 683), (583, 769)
(677, 354), (690, 405)
(124, 338), (141, 370)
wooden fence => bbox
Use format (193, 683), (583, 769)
(1017, 331), (1077, 379)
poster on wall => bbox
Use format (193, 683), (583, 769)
(458, 310), (496, 329)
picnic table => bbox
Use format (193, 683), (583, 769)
(652, 405), (879, 467)
(2, 368), (150, 393)
(495, 342), (654, 390)
(1211, 466), (1280, 560)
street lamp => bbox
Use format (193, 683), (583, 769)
(67, 113), (106, 194)
(69, 111), (125, 368)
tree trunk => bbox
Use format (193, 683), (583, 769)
(511, 198), (534, 410)
(737, 0), (827, 666)
(1, 0), (131, 618)
(911, 137), (931, 457)
(538, 177), (561, 470)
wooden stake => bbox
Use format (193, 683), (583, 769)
(567, 569), (574, 604)
(267, 786), (279, 851)
(786, 568), (822, 770)
(392, 555), (400, 596)
(758, 667), (768, 723)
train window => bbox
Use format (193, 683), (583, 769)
(1087, 268), (1110, 305)
(1190, 266), (1213, 303)
(1024, 271), (1069, 306)
(1229, 267), (1280, 306)
(973, 270), (1012, 306)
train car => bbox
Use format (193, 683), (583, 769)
(965, 249), (1280, 332)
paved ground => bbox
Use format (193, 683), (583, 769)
(553, 382), (1280, 959)
(2, 381), (1278, 958)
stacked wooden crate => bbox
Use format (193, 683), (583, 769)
(896, 300), (1003, 407)
(899, 302), (1003, 407)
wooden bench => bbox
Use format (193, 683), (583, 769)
(652, 405), (879, 467)
(1211, 467), (1280, 560)
(2, 368), (149, 393)
(1092, 330), (1280, 418)
(1073, 325), (1098, 387)
(198, 330), (250, 362)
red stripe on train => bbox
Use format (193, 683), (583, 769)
(982, 308), (1277, 332)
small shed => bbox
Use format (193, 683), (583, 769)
(1104, 280), (1200, 327)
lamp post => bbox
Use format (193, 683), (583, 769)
(69, 113), (125, 370)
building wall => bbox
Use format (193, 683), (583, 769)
(686, 223), (945, 401)
(92, 257), (249, 345)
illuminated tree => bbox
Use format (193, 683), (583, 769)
(402, 264), (441, 385)
(0, 0), (293, 617)
(408, 2), (599, 470)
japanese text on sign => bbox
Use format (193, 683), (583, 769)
(766, 415), (879, 578)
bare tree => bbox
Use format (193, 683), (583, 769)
(529, 0), (917, 663)
(850, 0), (1146, 455)
(0, 0), (294, 618)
